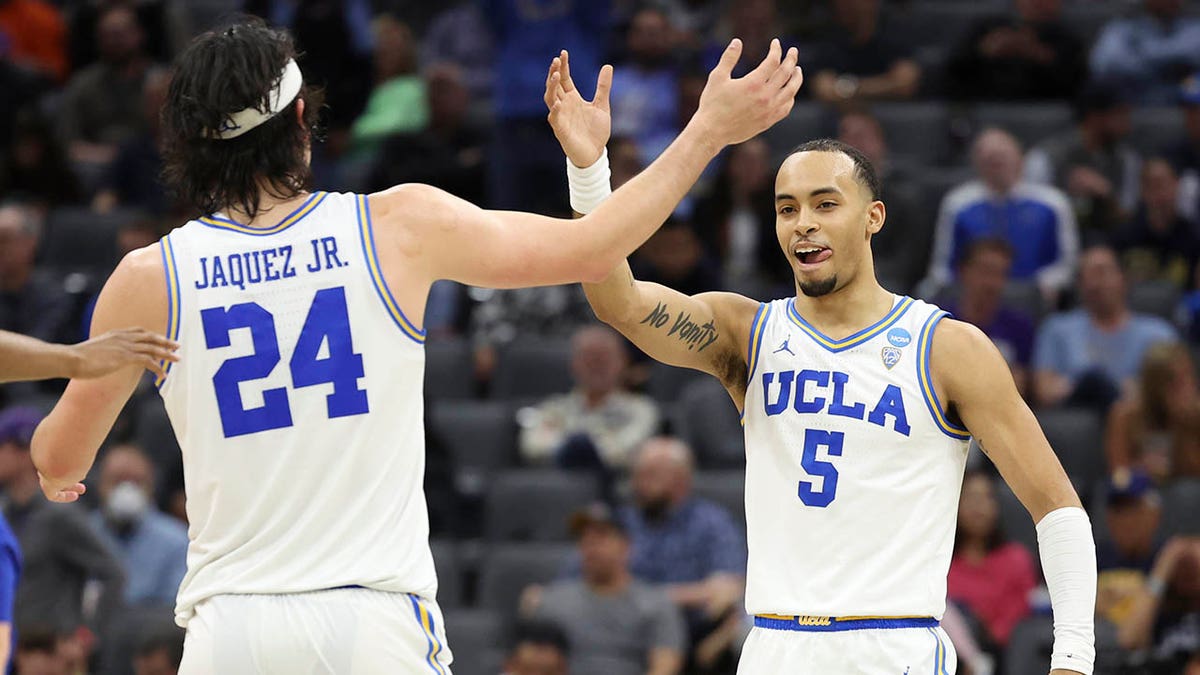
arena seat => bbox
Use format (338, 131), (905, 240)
(1128, 279), (1182, 322)
(644, 361), (706, 405)
(442, 608), (506, 675)
(1161, 479), (1200, 538)
(425, 337), (475, 401)
(994, 477), (1039, 565)
(40, 206), (129, 274)
(483, 470), (601, 541)
(692, 470), (746, 526)
(971, 102), (1074, 149)
(1004, 615), (1122, 675)
(490, 339), (574, 401)
(872, 102), (954, 165)
(1129, 107), (1185, 154)
(1035, 408), (1105, 492)
(476, 542), (574, 615)
(430, 401), (518, 496)
(674, 378), (744, 469)
(430, 539), (465, 609)
(762, 103), (836, 164)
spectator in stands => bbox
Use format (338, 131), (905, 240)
(1090, 0), (1200, 106)
(942, 239), (1037, 398)
(14, 628), (67, 675)
(701, 0), (789, 80)
(692, 138), (787, 296)
(519, 325), (658, 472)
(67, 0), (188, 72)
(525, 502), (686, 675)
(349, 16), (428, 154)
(924, 128), (1077, 299)
(620, 437), (745, 671)
(468, 283), (594, 383)
(610, 7), (680, 164)
(57, 3), (163, 167)
(0, 407), (124, 638)
(1115, 534), (1200, 662)
(420, 1), (495, 102)
(0, 202), (71, 344)
(1114, 158), (1199, 288)
(92, 68), (172, 215)
(503, 621), (570, 675)
(836, 108), (927, 292)
(631, 219), (722, 298)
(1097, 470), (1164, 630)
(89, 444), (187, 606)
(1033, 245), (1178, 410)
(1025, 82), (1141, 238)
(132, 629), (184, 675)
(946, 0), (1086, 101)
(482, 0), (608, 213)
(808, 0), (920, 103)
(0, 0), (67, 82)
(947, 469), (1037, 651)
(1106, 342), (1200, 482)
(1171, 73), (1200, 222)
(0, 109), (82, 209)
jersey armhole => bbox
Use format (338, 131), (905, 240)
(155, 233), (182, 390)
(915, 310), (971, 440)
(745, 301), (772, 386)
(355, 193), (426, 345)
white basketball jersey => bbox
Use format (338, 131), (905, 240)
(156, 191), (436, 627)
(742, 295), (971, 618)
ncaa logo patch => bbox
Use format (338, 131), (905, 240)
(882, 346), (902, 370)
(887, 327), (912, 348)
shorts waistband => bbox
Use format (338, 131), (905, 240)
(753, 614), (939, 632)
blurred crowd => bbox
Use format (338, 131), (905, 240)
(2, 0), (1200, 674)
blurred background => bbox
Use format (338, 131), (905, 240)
(1, 0), (1200, 674)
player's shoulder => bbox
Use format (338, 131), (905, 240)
(928, 317), (1001, 365)
(368, 183), (449, 226)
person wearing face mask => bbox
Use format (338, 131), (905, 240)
(620, 437), (746, 671)
(88, 444), (187, 607)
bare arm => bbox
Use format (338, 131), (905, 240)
(1104, 399), (1136, 473)
(0, 328), (176, 383)
(935, 319), (1080, 520)
(646, 648), (683, 675)
(32, 246), (168, 500)
(813, 60), (921, 102)
(372, 40), (801, 291)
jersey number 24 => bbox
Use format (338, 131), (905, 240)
(201, 286), (369, 438)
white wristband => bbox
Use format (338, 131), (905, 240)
(1036, 506), (1097, 674)
(566, 149), (612, 215)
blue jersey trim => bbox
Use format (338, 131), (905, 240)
(197, 191), (326, 235)
(155, 234), (182, 389)
(746, 302), (771, 385)
(916, 311), (971, 440)
(356, 194), (425, 344)
(786, 296), (915, 353)
(753, 615), (939, 632)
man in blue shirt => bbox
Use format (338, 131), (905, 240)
(609, 7), (680, 165)
(1033, 245), (1178, 409)
(89, 444), (187, 607)
(0, 510), (19, 673)
(1090, 0), (1200, 105)
(924, 128), (1078, 299)
(618, 437), (745, 670)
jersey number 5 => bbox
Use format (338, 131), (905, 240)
(201, 286), (370, 438)
(799, 429), (844, 508)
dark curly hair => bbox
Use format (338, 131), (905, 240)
(161, 17), (324, 221)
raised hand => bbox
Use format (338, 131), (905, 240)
(692, 38), (803, 148)
(545, 50), (613, 168)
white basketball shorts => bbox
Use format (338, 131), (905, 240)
(738, 615), (957, 675)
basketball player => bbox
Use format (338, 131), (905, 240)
(27, 18), (802, 674)
(0, 328), (177, 383)
(545, 55), (1096, 674)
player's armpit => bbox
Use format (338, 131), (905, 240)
(585, 261), (759, 391)
(930, 319), (1081, 521)
(31, 246), (168, 485)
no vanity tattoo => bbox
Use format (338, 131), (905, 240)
(640, 302), (719, 352)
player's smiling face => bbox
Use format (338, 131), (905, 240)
(774, 150), (884, 297)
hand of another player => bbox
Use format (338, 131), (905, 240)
(545, 50), (612, 169)
(69, 327), (179, 379)
(692, 38), (803, 147)
(38, 472), (86, 503)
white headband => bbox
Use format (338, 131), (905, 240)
(207, 59), (303, 140)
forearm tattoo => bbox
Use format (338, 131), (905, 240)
(639, 302), (719, 352)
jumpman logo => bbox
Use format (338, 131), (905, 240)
(774, 337), (794, 356)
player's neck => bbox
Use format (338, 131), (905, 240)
(792, 278), (894, 337)
(222, 189), (313, 228)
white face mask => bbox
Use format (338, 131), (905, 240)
(105, 481), (149, 525)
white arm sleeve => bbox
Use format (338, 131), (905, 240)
(1036, 506), (1097, 674)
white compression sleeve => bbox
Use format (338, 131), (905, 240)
(566, 149), (611, 214)
(1036, 506), (1098, 674)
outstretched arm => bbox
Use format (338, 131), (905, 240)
(32, 246), (168, 501)
(373, 39), (802, 293)
(0, 328), (176, 383)
(934, 319), (1094, 675)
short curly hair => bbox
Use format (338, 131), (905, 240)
(161, 17), (324, 220)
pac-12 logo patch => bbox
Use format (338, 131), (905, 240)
(887, 327), (912, 347)
(882, 346), (902, 369)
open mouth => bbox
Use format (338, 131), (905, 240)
(793, 245), (833, 266)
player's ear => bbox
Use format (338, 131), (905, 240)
(866, 199), (885, 236)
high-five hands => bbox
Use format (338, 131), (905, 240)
(545, 51), (612, 168)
